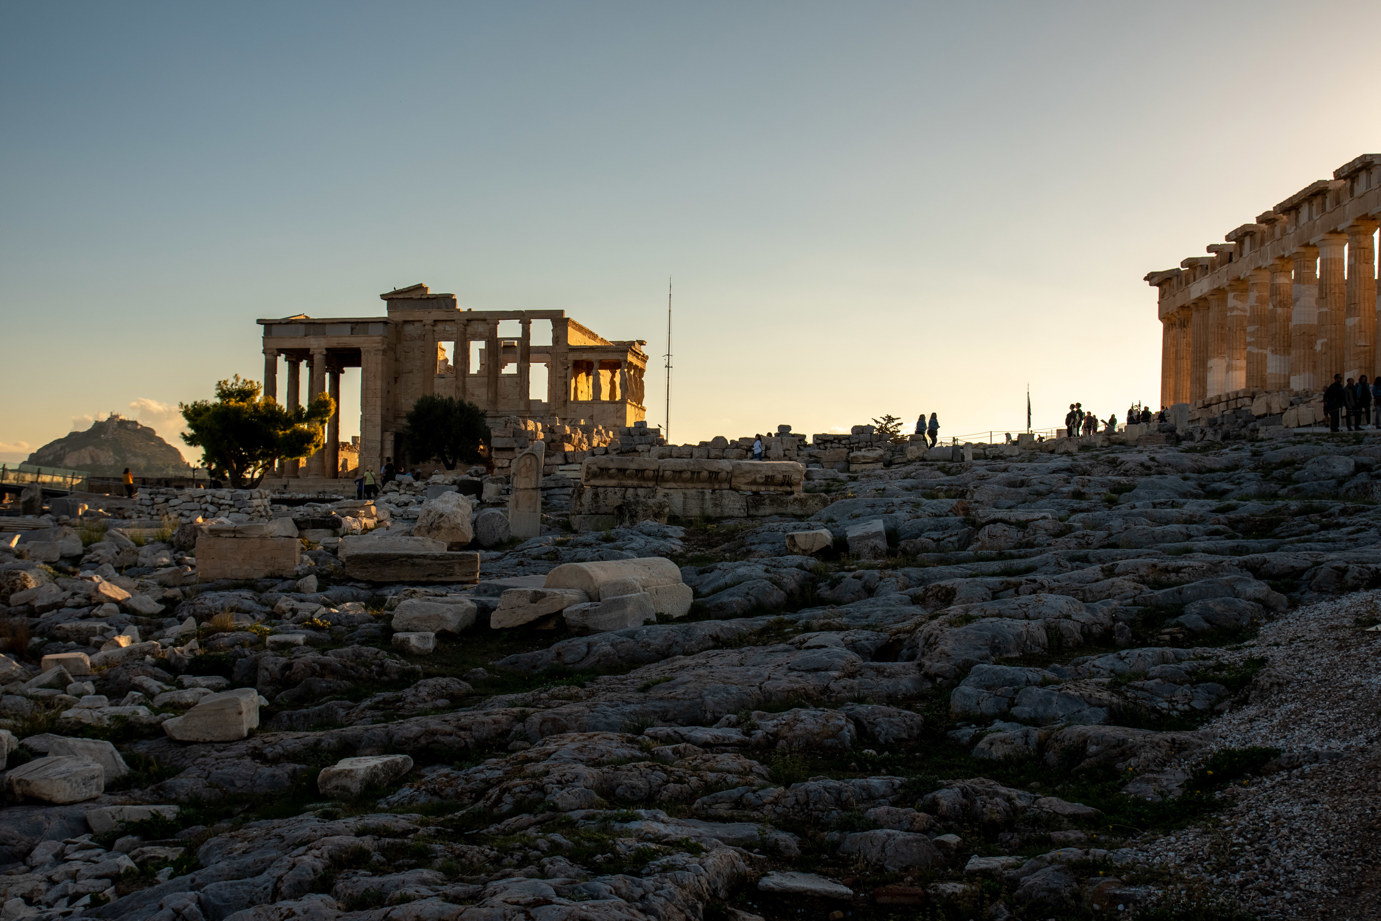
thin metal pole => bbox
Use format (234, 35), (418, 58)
(664, 276), (672, 443)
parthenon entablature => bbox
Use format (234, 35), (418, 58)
(257, 284), (648, 479)
(1148, 154), (1381, 407)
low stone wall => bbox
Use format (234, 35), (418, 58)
(133, 488), (272, 523)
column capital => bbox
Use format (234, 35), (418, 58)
(1348, 217), (1380, 236)
(263, 347), (278, 358)
(1318, 231), (1349, 250)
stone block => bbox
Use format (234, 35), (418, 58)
(730, 461), (804, 494)
(661, 487), (747, 519)
(645, 582), (694, 619)
(40, 652), (91, 677)
(196, 534), (301, 581)
(203, 518), (299, 539)
(339, 536), (481, 583)
(786, 529), (834, 556)
(6, 756), (104, 804)
(745, 493), (830, 517)
(544, 558), (683, 597)
(46, 737), (128, 781)
(491, 588), (590, 629)
(846, 519), (888, 560)
(412, 491), (475, 549)
(85, 804), (179, 836)
(391, 598), (477, 634)
(48, 498), (88, 520)
(162, 688), (260, 742)
(563, 592), (656, 634)
(656, 459), (734, 489)
(391, 632), (436, 655)
(89, 641), (162, 669)
(582, 456), (660, 488)
(474, 508), (512, 548)
(317, 754), (414, 799)
(424, 484), (458, 500)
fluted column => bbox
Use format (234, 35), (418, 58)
(263, 349), (278, 403)
(485, 321), (501, 410)
(306, 348), (327, 477)
(360, 346), (385, 476)
(1245, 270), (1270, 391)
(1290, 245), (1319, 391)
(422, 320), (436, 397)
(1347, 220), (1378, 381)
(1206, 291), (1228, 397)
(519, 318), (532, 413)
(1175, 311), (1192, 403)
(455, 321), (470, 403)
(1190, 300), (1210, 403)
(326, 364), (341, 479)
(1160, 317), (1176, 407)
(1225, 281), (1248, 392)
(1268, 258), (1293, 390)
(1317, 233), (1348, 382)
(285, 358), (302, 476)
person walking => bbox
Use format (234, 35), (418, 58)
(122, 468), (135, 498)
(927, 413), (940, 448)
(915, 414), (926, 436)
(752, 436), (764, 461)
(1344, 377), (1360, 431)
(363, 468), (377, 499)
(1324, 374), (1345, 432)
(1358, 375), (1372, 428)
(1065, 404), (1077, 438)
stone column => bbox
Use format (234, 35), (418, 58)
(1206, 291), (1228, 397)
(617, 361), (629, 404)
(326, 364), (341, 479)
(1190, 300), (1210, 403)
(1268, 258), (1293, 391)
(486, 321), (500, 411)
(1225, 281), (1248, 393)
(455, 321), (470, 403)
(591, 360), (603, 401)
(360, 346), (385, 476)
(422, 321), (437, 397)
(548, 320), (569, 417)
(1160, 317), (1176, 407)
(1245, 269), (1270, 391)
(306, 348), (327, 477)
(1317, 233), (1348, 382)
(1290, 245), (1319, 391)
(519, 317), (532, 413)
(1175, 310), (1192, 404)
(285, 358), (302, 476)
(1347, 220), (1379, 381)
(263, 349), (278, 403)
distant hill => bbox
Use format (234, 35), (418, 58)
(25, 415), (190, 477)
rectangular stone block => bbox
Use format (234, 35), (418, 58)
(582, 456), (660, 487)
(656, 459), (734, 489)
(730, 461), (804, 494)
(196, 534), (301, 581)
(342, 551), (480, 583)
(661, 488), (747, 519)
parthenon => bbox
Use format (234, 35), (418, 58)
(1148, 154), (1381, 408)
(258, 284), (648, 478)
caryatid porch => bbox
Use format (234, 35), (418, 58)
(1148, 154), (1381, 408)
(258, 284), (649, 479)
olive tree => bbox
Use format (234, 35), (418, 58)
(401, 395), (490, 469)
(180, 376), (335, 487)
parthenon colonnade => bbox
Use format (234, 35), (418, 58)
(1148, 154), (1381, 408)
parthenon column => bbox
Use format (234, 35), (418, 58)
(1160, 318), (1175, 408)
(1347, 220), (1378, 381)
(325, 364), (340, 479)
(306, 348), (327, 478)
(1245, 271), (1270, 391)
(1316, 232), (1348, 381)
(485, 321), (501, 410)
(285, 357), (302, 476)
(1268, 258), (1293, 391)
(1225, 281), (1247, 392)
(1206, 292), (1228, 397)
(1174, 310), (1192, 404)
(1290, 245), (1319, 391)
(422, 320), (437, 397)
(1190, 300), (1210, 403)
(455, 321), (470, 403)
(360, 346), (385, 476)
(519, 318), (532, 413)
(263, 349), (278, 403)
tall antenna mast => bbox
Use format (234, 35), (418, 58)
(663, 276), (673, 442)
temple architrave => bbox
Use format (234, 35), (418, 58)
(1148, 154), (1381, 409)
(258, 283), (648, 479)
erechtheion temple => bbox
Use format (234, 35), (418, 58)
(1148, 153), (1381, 408)
(258, 284), (648, 477)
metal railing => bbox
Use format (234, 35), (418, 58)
(0, 465), (86, 492)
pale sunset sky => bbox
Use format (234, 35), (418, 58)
(2, 1), (1379, 464)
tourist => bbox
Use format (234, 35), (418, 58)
(122, 467), (134, 498)
(915, 414), (926, 436)
(1082, 412), (1096, 437)
(382, 457), (397, 486)
(1324, 374), (1345, 432)
(1358, 375), (1372, 427)
(354, 474), (364, 500)
(1344, 377), (1360, 431)
(752, 436), (764, 461)
(1373, 377), (1381, 429)
(1106, 413), (1118, 433)
(1065, 404), (1077, 437)
(927, 413), (939, 448)
(363, 468), (377, 499)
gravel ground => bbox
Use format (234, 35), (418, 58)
(1129, 589), (1381, 921)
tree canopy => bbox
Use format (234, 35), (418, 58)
(402, 395), (490, 469)
(180, 376), (335, 487)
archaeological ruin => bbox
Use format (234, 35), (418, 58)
(258, 283), (649, 479)
(1148, 153), (1381, 407)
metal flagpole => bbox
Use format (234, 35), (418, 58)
(664, 277), (672, 442)
(1026, 384), (1031, 434)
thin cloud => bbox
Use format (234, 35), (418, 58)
(129, 398), (196, 463)
(0, 440), (32, 454)
(70, 413), (98, 432)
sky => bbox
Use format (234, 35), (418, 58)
(3, 0), (1380, 465)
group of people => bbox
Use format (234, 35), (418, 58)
(355, 457), (415, 499)
(914, 413), (940, 448)
(1322, 374), (1380, 432)
(1124, 403), (1157, 427)
(1064, 403), (1113, 437)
